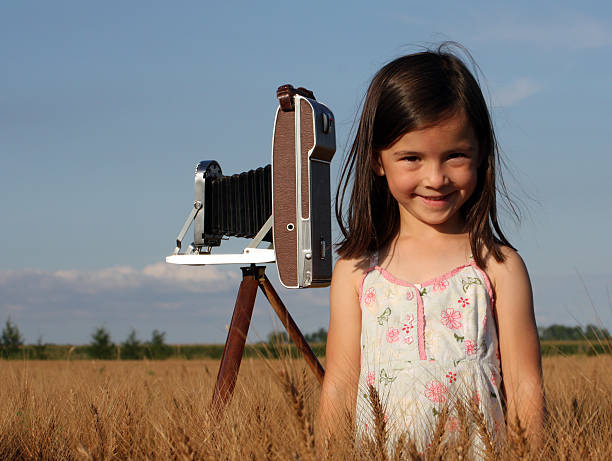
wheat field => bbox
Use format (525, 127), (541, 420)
(0, 354), (610, 460)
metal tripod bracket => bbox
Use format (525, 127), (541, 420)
(167, 209), (276, 266)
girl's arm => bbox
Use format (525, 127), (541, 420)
(316, 257), (362, 443)
(490, 248), (546, 446)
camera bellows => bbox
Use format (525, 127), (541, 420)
(194, 162), (272, 248)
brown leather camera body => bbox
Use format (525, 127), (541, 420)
(272, 85), (335, 288)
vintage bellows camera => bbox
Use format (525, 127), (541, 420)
(167, 85), (336, 288)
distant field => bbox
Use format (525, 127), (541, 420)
(5, 342), (327, 360)
(539, 339), (612, 355)
(1, 355), (611, 459)
(6, 340), (611, 360)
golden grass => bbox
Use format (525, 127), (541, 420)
(0, 355), (611, 460)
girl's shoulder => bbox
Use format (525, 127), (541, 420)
(483, 245), (530, 293)
(332, 254), (372, 297)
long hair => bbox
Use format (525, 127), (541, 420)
(335, 43), (517, 269)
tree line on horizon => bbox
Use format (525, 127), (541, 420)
(0, 318), (331, 360)
(1, 318), (610, 360)
(537, 324), (611, 341)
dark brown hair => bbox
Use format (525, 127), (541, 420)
(335, 43), (516, 269)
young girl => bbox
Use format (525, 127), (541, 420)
(317, 44), (545, 454)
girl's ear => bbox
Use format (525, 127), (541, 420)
(372, 153), (385, 176)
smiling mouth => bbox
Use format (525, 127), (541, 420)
(414, 191), (456, 206)
(416, 192), (455, 200)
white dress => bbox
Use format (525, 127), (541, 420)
(356, 252), (506, 454)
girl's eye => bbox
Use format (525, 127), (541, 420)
(448, 152), (467, 160)
(401, 156), (419, 162)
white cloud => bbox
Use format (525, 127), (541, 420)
(493, 78), (541, 106)
(0, 263), (329, 344)
(142, 262), (239, 286)
(30, 262), (240, 295)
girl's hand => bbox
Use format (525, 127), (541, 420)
(489, 248), (546, 447)
(316, 257), (363, 444)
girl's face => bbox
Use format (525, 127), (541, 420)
(375, 110), (479, 230)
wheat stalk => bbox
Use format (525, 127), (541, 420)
(428, 405), (449, 459)
(507, 413), (529, 461)
(455, 399), (471, 461)
(367, 384), (389, 461)
(469, 398), (496, 461)
(89, 403), (107, 460)
(391, 432), (406, 461)
(277, 367), (316, 459)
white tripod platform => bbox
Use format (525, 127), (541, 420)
(166, 212), (275, 266)
(166, 248), (275, 266)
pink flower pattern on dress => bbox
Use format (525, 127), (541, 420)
(424, 380), (448, 403)
(406, 290), (415, 301)
(432, 277), (449, 292)
(472, 391), (481, 406)
(401, 314), (415, 344)
(366, 371), (376, 387)
(403, 335), (414, 344)
(457, 296), (470, 308)
(445, 416), (460, 433)
(402, 314), (415, 333)
(441, 308), (463, 330)
(386, 327), (400, 343)
(465, 339), (477, 355)
(363, 287), (376, 306)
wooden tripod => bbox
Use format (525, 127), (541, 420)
(211, 264), (325, 410)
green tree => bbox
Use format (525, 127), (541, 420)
(305, 327), (328, 343)
(539, 324), (583, 340)
(584, 324), (612, 340)
(267, 330), (289, 346)
(145, 329), (171, 359)
(32, 335), (47, 360)
(121, 328), (143, 360)
(88, 327), (115, 359)
(1, 317), (24, 357)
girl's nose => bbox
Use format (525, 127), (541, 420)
(424, 163), (448, 189)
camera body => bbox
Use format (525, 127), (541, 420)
(272, 93), (335, 288)
(168, 86), (335, 289)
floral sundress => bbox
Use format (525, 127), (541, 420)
(356, 252), (505, 453)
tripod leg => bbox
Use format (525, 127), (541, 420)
(212, 266), (258, 410)
(258, 273), (325, 384)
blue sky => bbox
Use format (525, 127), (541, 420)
(1, 1), (611, 344)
